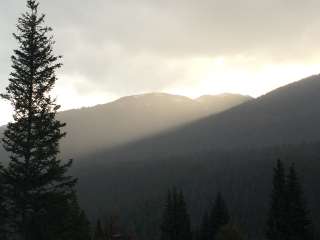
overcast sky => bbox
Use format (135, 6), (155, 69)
(1, 0), (320, 125)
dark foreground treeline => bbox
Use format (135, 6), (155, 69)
(75, 142), (320, 240)
(89, 160), (314, 240)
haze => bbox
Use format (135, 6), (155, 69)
(1, 0), (320, 125)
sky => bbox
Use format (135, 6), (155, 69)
(1, 0), (320, 125)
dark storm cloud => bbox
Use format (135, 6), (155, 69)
(1, 0), (320, 96)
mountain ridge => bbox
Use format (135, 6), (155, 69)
(1, 75), (320, 239)
(0, 92), (252, 159)
(85, 74), (320, 163)
(69, 75), (320, 240)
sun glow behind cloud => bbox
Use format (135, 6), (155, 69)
(2, 0), (320, 126)
(165, 56), (320, 98)
(1, 56), (320, 126)
(1, 57), (320, 126)
(0, 74), (119, 126)
(53, 73), (118, 111)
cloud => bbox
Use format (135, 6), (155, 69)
(40, 0), (320, 58)
(1, 0), (320, 115)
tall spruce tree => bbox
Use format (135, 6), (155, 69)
(77, 211), (92, 240)
(177, 190), (192, 240)
(160, 188), (192, 240)
(0, 0), (76, 239)
(266, 160), (313, 240)
(60, 192), (91, 240)
(286, 163), (312, 240)
(161, 189), (174, 240)
(266, 159), (287, 240)
(209, 192), (230, 240)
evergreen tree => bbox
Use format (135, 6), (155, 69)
(78, 211), (92, 240)
(93, 219), (106, 240)
(60, 192), (91, 240)
(209, 192), (230, 239)
(176, 190), (192, 240)
(286, 163), (312, 240)
(266, 160), (313, 240)
(0, 0), (76, 239)
(160, 188), (192, 240)
(26, 192), (89, 240)
(266, 159), (287, 240)
(161, 189), (174, 240)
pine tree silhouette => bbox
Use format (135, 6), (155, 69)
(0, 0), (76, 238)
(60, 192), (91, 240)
(177, 190), (192, 240)
(266, 160), (313, 240)
(286, 163), (312, 240)
(209, 192), (230, 240)
(160, 188), (192, 240)
(266, 159), (287, 240)
(161, 189), (174, 240)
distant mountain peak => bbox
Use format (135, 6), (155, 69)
(0, 91), (254, 159)
(115, 92), (193, 103)
(48, 91), (252, 158)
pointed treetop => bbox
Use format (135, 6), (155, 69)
(273, 159), (286, 193)
(287, 162), (304, 206)
(209, 191), (230, 239)
(27, 0), (39, 13)
(276, 159), (285, 173)
(288, 163), (297, 179)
